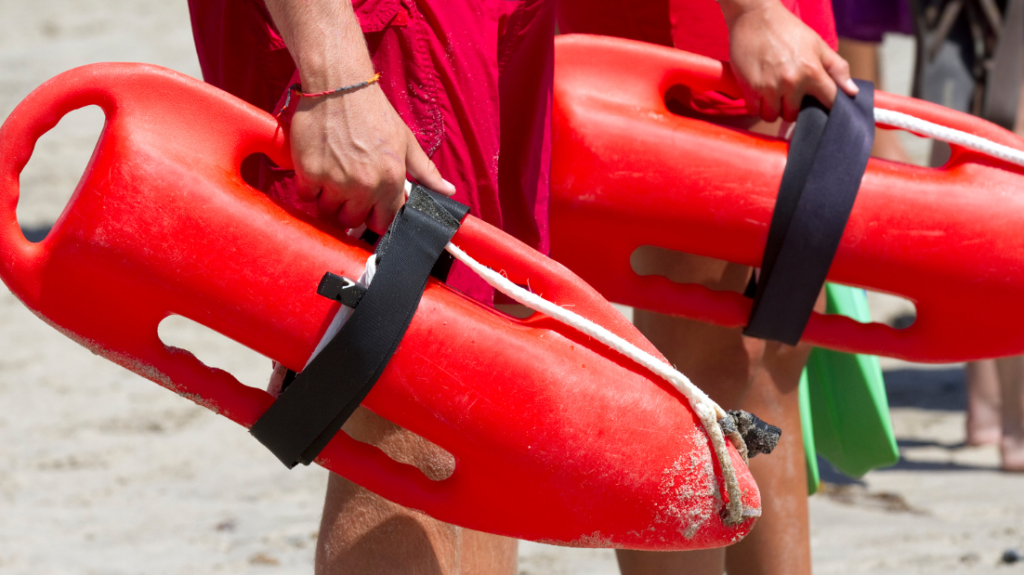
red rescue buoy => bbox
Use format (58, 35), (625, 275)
(0, 62), (758, 550)
(551, 34), (1024, 363)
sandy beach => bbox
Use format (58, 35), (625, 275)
(0, 2), (1021, 573)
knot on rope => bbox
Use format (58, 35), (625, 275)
(719, 410), (781, 458)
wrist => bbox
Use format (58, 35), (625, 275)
(290, 34), (375, 93)
(297, 62), (377, 94)
(282, 71), (383, 119)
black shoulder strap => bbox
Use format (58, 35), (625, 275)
(250, 185), (469, 468)
(744, 80), (875, 345)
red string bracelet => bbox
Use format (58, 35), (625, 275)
(276, 72), (382, 118)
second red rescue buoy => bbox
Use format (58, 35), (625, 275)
(551, 34), (1024, 363)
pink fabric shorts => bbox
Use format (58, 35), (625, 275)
(188, 0), (554, 305)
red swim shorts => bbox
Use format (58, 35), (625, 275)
(189, 0), (555, 305)
(557, 0), (838, 116)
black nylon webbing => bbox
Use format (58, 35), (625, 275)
(250, 186), (468, 468)
(744, 80), (875, 345)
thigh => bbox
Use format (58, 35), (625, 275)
(314, 408), (517, 575)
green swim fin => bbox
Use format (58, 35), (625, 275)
(801, 284), (899, 493)
(799, 369), (821, 494)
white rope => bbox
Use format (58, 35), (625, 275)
(444, 242), (748, 526)
(874, 107), (1024, 169)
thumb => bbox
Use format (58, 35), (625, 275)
(821, 45), (859, 98)
(405, 133), (456, 196)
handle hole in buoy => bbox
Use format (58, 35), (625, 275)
(239, 153), (278, 189)
(630, 245), (917, 330)
(157, 316), (457, 482)
(157, 315), (272, 392)
(875, 129), (935, 167)
(494, 302), (536, 320)
(342, 408), (456, 482)
(662, 86), (939, 167)
(863, 290), (917, 330)
(16, 105), (105, 243)
(631, 245), (752, 293)
(662, 85), (765, 133)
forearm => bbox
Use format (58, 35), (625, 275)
(263, 0), (374, 92)
(716, 0), (774, 27)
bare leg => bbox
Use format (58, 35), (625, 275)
(460, 529), (519, 575)
(986, 79), (1024, 472)
(314, 407), (517, 575)
(994, 357), (1024, 472)
(1013, 79), (1024, 134)
(837, 38), (910, 163)
(617, 546), (723, 575)
(618, 249), (813, 575)
(965, 360), (1002, 446)
(724, 339), (811, 575)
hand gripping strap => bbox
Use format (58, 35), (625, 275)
(744, 80), (875, 345)
(250, 186), (469, 468)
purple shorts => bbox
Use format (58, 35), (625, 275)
(832, 0), (914, 42)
